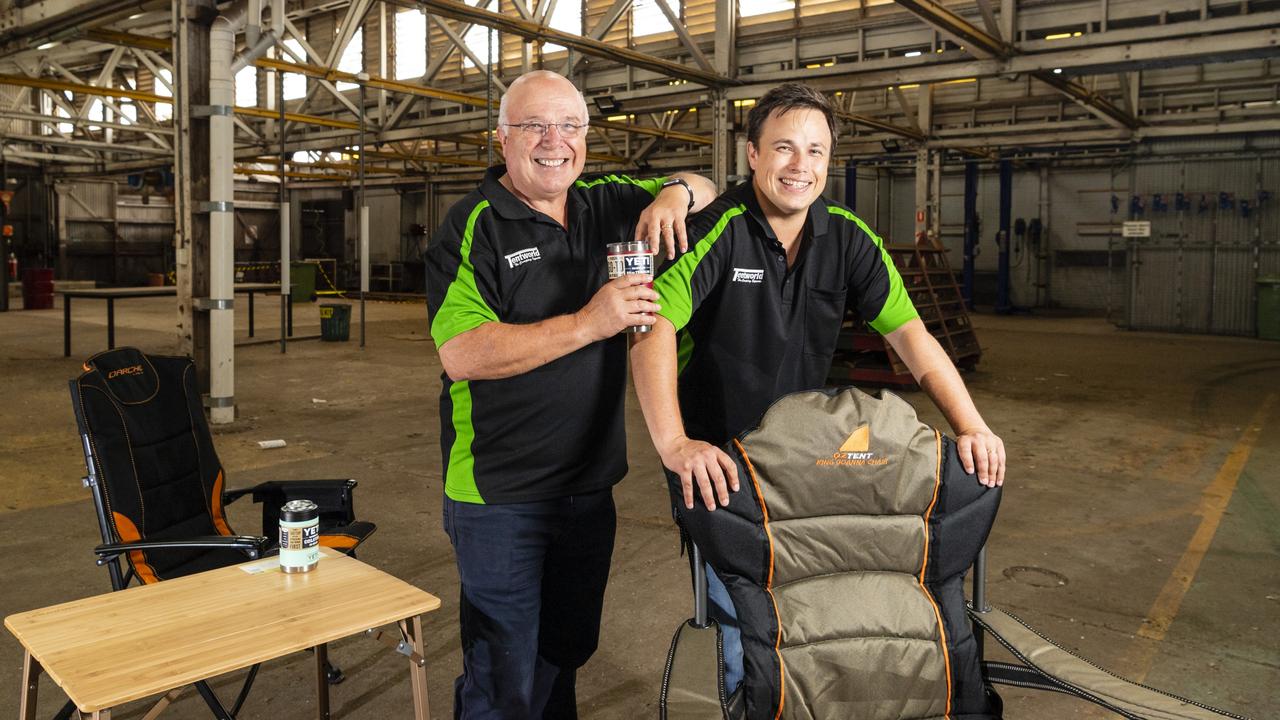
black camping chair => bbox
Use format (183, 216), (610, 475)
(65, 347), (377, 720)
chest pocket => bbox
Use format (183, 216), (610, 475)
(803, 287), (847, 357)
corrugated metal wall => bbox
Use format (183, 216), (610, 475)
(822, 151), (1278, 336)
(1125, 155), (1279, 336)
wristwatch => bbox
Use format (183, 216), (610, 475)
(661, 177), (696, 211)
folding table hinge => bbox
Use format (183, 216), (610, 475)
(364, 628), (425, 667)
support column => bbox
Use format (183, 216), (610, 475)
(963, 161), (978, 310)
(711, 92), (730, 189)
(844, 163), (857, 212)
(996, 158), (1013, 314)
(912, 84), (938, 247)
(711, 0), (736, 189)
(176, 0), (218, 394)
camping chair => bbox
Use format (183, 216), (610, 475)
(66, 347), (377, 720)
(660, 387), (1251, 720)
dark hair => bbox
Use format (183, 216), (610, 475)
(746, 83), (837, 147)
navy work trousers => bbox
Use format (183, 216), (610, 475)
(443, 488), (617, 720)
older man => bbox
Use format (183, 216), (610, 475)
(425, 70), (716, 719)
(630, 82), (1004, 695)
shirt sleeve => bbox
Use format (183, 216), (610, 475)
(838, 209), (918, 335)
(576, 174), (665, 244)
(653, 201), (746, 332)
(426, 200), (502, 347)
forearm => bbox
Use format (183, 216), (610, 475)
(669, 172), (718, 213)
(629, 319), (688, 454)
(887, 320), (988, 434)
(439, 314), (589, 381)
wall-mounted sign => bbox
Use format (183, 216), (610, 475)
(1122, 221), (1151, 238)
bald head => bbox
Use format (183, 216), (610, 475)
(498, 70), (588, 127)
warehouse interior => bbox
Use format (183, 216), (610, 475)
(1, 0), (1277, 717)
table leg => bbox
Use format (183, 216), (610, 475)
(248, 291), (255, 338)
(64, 295), (71, 357)
(314, 643), (330, 720)
(88, 710), (110, 719)
(400, 617), (430, 720)
(19, 650), (40, 720)
(139, 686), (184, 720)
(106, 299), (115, 350)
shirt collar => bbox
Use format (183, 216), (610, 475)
(478, 164), (589, 226)
(732, 178), (833, 242)
(478, 165), (533, 220)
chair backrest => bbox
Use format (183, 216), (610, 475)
(673, 387), (1002, 720)
(70, 347), (236, 584)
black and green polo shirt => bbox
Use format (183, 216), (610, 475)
(426, 165), (664, 504)
(653, 180), (918, 447)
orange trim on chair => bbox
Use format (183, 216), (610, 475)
(210, 470), (233, 537)
(112, 511), (160, 585)
(919, 430), (953, 719)
(318, 534), (359, 550)
(734, 438), (787, 720)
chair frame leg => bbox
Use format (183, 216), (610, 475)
(313, 643), (331, 720)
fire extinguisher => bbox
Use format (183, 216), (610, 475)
(6, 253), (16, 280)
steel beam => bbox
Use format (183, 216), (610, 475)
(591, 118), (712, 145)
(894, 0), (1139, 129)
(894, 0), (1010, 58)
(652, 0), (714, 74)
(255, 57), (495, 108)
(1033, 70), (1139, 130)
(837, 109), (924, 143)
(415, 0), (736, 87)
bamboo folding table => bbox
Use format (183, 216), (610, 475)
(5, 548), (441, 719)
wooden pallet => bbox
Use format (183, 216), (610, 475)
(827, 242), (981, 389)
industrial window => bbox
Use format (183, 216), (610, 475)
(463, 0), (497, 68)
(155, 69), (173, 122)
(282, 39), (307, 100)
(55, 93), (73, 134)
(632, 0), (673, 37)
(395, 9), (427, 80)
(740, 0), (792, 16)
(337, 28), (363, 90)
(543, 0), (584, 55)
(120, 102), (137, 125)
(87, 99), (104, 129)
(235, 66), (257, 107)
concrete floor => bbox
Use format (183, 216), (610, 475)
(1, 295), (1277, 719)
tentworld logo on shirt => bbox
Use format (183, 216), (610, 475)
(732, 267), (764, 284)
(505, 247), (542, 268)
(816, 423), (889, 467)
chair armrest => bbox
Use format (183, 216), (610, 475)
(231, 479), (361, 536)
(95, 535), (270, 564)
(225, 479), (358, 505)
(223, 487), (255, 504)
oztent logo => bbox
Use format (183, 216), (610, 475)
(816, 423), (889, 467)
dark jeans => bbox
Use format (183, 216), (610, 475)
(443, 488), (617, 720)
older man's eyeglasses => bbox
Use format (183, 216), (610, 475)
(502, 121), (589, 138)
